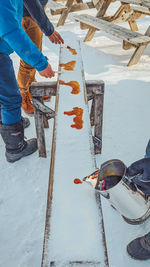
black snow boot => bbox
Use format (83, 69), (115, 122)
(0, 120), (37, 163)
(127, 234), (150, 260)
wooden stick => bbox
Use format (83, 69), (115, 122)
(54, 70), (63, 74)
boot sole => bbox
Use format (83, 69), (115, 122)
(127, 247), (150, 260)
(6, 142), (37, 163)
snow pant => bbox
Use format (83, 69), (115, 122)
(0, 53), (22, 125)
(17, 16), (43, 93)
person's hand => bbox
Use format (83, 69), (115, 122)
(39, 64), (55, 78)
(48, 31), (64, 44)
(127, 158), (150, 182)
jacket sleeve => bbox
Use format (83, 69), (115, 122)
(23, 0), (54, 36)
(3, 27), (48, 71)
(0, 0), (48, 71)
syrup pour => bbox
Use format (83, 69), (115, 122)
(66, 46), (77, 55)
(64, 107), (83, 130)
(59, 61), (76, 71)
(59, 80), (80, 94)
(74, 178), (83, 184)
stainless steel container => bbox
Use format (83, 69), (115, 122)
(85, 159), (150, 224)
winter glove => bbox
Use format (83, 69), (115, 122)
(126, 158), (150, 195)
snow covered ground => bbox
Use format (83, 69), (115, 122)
(1, 2), (150, 266)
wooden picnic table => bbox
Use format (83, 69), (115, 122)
(47, 0), (103, 27)
(74, 0), (150, 66)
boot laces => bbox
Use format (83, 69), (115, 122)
(25, 93), (32, 107)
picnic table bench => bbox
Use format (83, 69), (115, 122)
(74, 0), (150, 66)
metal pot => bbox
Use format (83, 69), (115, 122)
(86, 159), (150, 224)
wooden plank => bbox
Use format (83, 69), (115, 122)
(50, 261), (103, 266)
(94, 88), (104, 154)
(41, 41), (107, 267)
(120, 0), (150, 9)
(51, 2), (94, 15)
(32, 98), (55, 118)
(57, 0), (74, 26)
(84, 27), (97, 42)
(41, 51), (61, 267)
(74, 14), (150, 45)
(32, 97), (47, 158)
(30, 81), (57, 97)
(96, 0), (113, 17)
(84, 0), (113, 42)
(47, 0), (67, 11)
(127, 25), (150, 66)
(132, 5), (150, 15)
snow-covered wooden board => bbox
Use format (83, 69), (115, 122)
(41, 40), (108, 267)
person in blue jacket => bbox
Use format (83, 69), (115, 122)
(0, 0), (63, 163)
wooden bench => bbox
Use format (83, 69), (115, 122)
(39, 41), (107, 267)
(120, 0), (150, 9)
(74, 14), (150, 66)
(47, 0), (101, 27)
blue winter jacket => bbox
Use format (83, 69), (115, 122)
(0, 0), (48, 71)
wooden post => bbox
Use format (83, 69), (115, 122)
(86, 80), (104, 154)
(84, 0), (112, 42)
(94, 89), (104, 154)
(127, 25), (150, 66)
(32, 96), (47, 158)
(57, 0), (74, 26)
(30, 81), (57, 158)
(90, 98), (95, 126)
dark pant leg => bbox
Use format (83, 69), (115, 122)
(0, 54), (22, 124)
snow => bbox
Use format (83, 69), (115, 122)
(1, 2), (150, 267)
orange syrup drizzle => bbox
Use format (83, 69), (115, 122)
(66, 46), (77, 55)
(64, 107), (83, 130)
(59, 61), (76, 71)
(74, 178), (83, 184)
(59, 80), (80, 94)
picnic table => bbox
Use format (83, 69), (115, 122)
(47, 0), (103, 26)
(74, 0), (150, 66)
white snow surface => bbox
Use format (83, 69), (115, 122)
(1, 2), (150, 267)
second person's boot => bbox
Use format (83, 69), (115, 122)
(21, 92), (34, 116)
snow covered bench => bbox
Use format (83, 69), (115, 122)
(74, 14), (150, 66)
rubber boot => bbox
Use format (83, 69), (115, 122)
(0, 120), (37, 163)
(127, 234), (150, 260)
(21, 92), (34, 116)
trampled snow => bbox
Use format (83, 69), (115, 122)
(1, 2), (150, 267)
